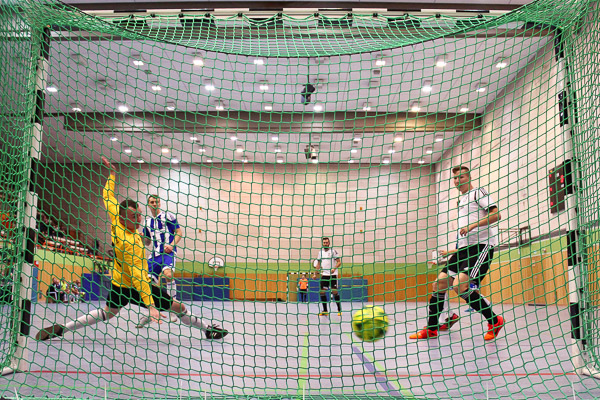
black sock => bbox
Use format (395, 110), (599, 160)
(333, 293), (341, 312)
(427, 292), (446, 330)
(320, 294), (328, 312)
(460, 290), (497, 324)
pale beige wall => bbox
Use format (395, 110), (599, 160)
(436, 40), (567, 250)
(570, 5), (600, 228)
(36, 162), (437, 265)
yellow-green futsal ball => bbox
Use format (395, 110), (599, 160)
(352, 305), (389, 342)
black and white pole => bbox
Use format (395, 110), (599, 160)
(555, 30), (600, 379)
(1, 27), (49, 377)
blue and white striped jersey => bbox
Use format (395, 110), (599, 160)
(143, 211), (180, 258)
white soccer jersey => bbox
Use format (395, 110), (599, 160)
(457, 188), (499, 248)
(317, 248), (341, 276)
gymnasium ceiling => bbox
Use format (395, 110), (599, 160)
(40, 0), (549, 165)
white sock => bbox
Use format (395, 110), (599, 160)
(166, 281), (177, 299)
(64, 309), (109, 332)
(177, 309), (208, 332)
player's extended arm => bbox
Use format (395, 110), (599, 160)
(173, 226), (183, 246)
(124, 244), (155, 309)
(440, 249), (458, 257)
(461, 206), (502, 236)
(101, 157), (118, 223)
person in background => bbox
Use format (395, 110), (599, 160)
(298, 273), (309, 302)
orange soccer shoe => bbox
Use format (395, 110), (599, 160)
(484, 315), (505, 341)
(409, 328), (438, 340)
(439, 313), (460, 331)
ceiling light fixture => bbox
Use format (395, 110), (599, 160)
(421, 80), (433, 93)
(425, 147), (433, 154)
(171, 158), (179, 164)
(236, 145), (244, 153)
(353, 134), (362, 143)
(474, 82), (488, 93)
(215, 100), (225, 111)
(118, 104), (129, 113)
(418, 159), (425, 164)
(276, 156), (284, 163)
(253, 59), (265, 65)
(382, 157), (390, 164)
(193, 52), (205, 66)
(131, 52), (145, 67)
(274, 145), (282, 153)
(110, 136), (118, 142)
(46, 85), (58, 93)
(198, 146), (206, 153)
(137, 158), (144, 164)
(394, 134), (404, 143)
(435, 134), (444, 142)
(435, 54), (448, 68)
(313, 104), (323, 112)
(242, 156), (249, 163)
(259, 81), (269, 91)
(375, 53), (388, 67)
(124, 148), (132, 154)
(264, 104), (273, 111)
(351, 148), (358, 154)
(230, 135), (238, 141)
(410, 101), (421, 112)
(161, 147), (170, 154)
(459, 105), (470, 112)
(495, 57), (508, 69)
(362, 102), (372, 111)
(271, 135), (279, 141)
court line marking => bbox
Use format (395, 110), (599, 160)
(25, 371), (578, 377)
(345, 332), (414, 399)
(296, 329), (311, 397)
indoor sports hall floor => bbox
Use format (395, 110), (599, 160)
(2, 301), (600, 399)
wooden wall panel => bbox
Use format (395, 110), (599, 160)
(229, 273), (287, 301)
(37, 262), (94, 302)
(586, 245), (600, 307)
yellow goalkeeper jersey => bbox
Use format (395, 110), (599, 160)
(103, 173), (154, 308)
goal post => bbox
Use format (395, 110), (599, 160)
(2, 0), (600, 398)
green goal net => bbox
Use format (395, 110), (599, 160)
(1, 0), (600, 398)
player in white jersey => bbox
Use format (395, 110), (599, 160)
(136, 194), (183, 327)
(315, 237), (342, 316)
(410, 165), (505, 341)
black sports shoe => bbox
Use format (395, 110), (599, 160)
(205, 324), (228, 339)
(36, 324), (65, 341)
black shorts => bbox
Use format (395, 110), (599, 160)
(106, 283), (173, 311)
(441, 244), (495, 286)
(320, 275), (338, 290)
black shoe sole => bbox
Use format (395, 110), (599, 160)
(206, 330), (229, 339)
(36, 324), (64, 341)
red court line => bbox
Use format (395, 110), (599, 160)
(28, 371), (578, 377)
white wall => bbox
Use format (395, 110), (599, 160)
(570, 4), (600, 228)
(436, 40), (568, 250)
(37, 162), (437, 266)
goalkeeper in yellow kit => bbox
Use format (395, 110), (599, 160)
(36, 157), (228, 341)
